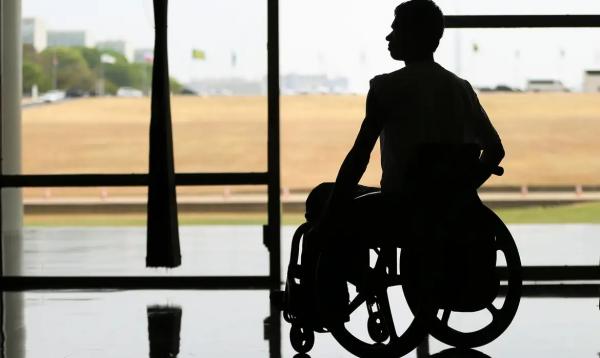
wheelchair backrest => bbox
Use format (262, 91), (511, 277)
(404, 142), (481, 197)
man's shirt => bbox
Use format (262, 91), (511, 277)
(368, 61), (501, 196)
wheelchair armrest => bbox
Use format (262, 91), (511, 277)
(491, 166), (504, 177)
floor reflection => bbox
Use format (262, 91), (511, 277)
(429, 348), (491, 357)
(291, 347), (491, 358)
(2, 291), (598, 357)
(147, 305), (182, 358)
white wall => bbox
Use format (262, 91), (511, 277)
(583, 74), (600, 93)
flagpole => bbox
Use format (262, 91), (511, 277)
(52, 50), (58, 90)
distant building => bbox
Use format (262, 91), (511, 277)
(583, 70), (600, 93)
(185, 77), (266, 96)
(134, 48), (154, 64)
(22, 18), (47, 52)
(526, 79), (567, 92)
(183, 74), (351, 96)
(47, 30), (92, 48)
(96, 40), (133, 62)
(281, 74), (349, 94)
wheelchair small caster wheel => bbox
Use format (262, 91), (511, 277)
(367, 312), (390, 343)
(290, 325), (314, 354)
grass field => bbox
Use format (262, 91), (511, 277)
(23, 93), (600, 188)
(19, 92), (600, 224)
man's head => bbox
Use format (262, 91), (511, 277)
(386, 0), (444, 61)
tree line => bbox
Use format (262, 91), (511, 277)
(23, 44), (183, 96)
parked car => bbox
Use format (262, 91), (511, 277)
(66, 89), (88, 98)
(39, 90), (66, 103)
(116, 87), (144, 97)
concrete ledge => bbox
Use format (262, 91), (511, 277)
(21, 191), (600, 214)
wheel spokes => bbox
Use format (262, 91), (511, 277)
(345, 292), (366, 316)
(441, 308), (451, 326)
(486, 303), (499, 318)
(376, 290), (398, 340)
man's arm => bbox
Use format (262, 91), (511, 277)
(326, 86), (382, 217)
(480, 140), (505, 168)
(466, 81), (505, 185)
(474, 101), (505, 172)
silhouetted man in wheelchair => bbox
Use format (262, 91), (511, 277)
(281, 1), (517, 355)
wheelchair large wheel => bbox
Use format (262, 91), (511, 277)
(402, 206), (522, 348)
(324, 248), (432, 358)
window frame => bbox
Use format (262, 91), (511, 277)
(1, 8), (600, 358)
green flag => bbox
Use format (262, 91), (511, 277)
(192, 49), (206, 60)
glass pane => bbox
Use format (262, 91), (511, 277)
(282, 96), (382, 189)
(437, 28), (600, 187)
(171, 96), (267, 174)
(21, 0), (153, 174)
(169, 0), (268, 173)
(21, 0), (267, 174)
(15, 187), (269, 276)
(283, 12), (600, 188)
(436, 0), (600, 16)
(21, 225), (267, 276)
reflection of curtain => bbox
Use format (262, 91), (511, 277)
(147, 306), (182, 358)
(146, 0), (181, 268)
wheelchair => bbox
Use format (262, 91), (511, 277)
(276, 145), (523, 357)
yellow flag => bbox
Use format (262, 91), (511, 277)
(192, 49), (206, 60)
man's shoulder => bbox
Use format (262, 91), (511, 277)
(370, 69), (406, 84)
(371, 63), (468, 89)
(369, 70), (405, 92)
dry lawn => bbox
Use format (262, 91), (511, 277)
(21, 93), (600, 198)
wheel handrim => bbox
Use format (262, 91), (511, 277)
(403, 206), (522, 348)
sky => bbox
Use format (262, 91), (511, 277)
(22, 0), (600, 92)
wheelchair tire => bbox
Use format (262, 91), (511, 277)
(402, 205), (522, 348)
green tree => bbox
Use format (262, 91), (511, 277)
(79, 47), (128, 70)
(78, 47), (103, 70)
(23, 44), (38, 64)
(170, 78), (183, 94)
(23, 61), (51, 95)
(39, 47), (96, 92)
(104, 63), (141, 89)
(25, 45), (186, 96)
(22, 44), (52, 95)
(131, 63), (153, 94)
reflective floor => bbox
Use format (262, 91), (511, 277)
(4, 292), (596, 357)
(1, 225), (599, 357)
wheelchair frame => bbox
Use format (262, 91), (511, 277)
(280, 198), (522, 357)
